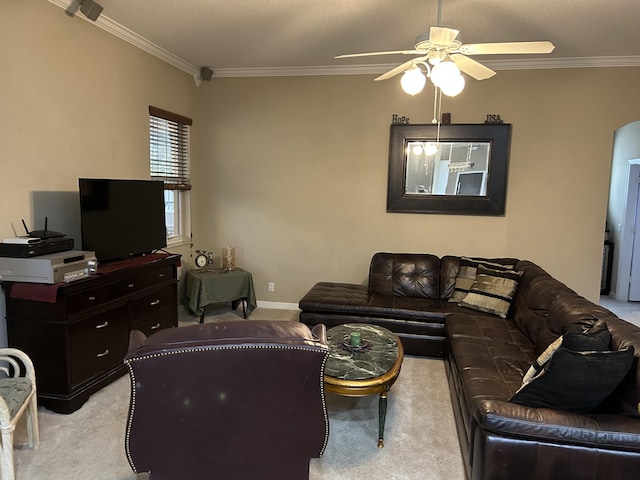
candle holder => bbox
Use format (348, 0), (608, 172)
(222, 246), (235, 272)
(340, 334), (372, 353)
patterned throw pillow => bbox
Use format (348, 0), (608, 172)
(522, 336), (563, 385)
(459, 265), (522, 318)
(448, 257), (515, 303)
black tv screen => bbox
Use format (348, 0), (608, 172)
(79, 178), (167, 262)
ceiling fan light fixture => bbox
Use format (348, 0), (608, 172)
(440, 72), (465, 97)
(430, 60), (460, 87)
(400, 67), (427, 96)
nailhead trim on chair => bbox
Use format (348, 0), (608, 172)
(124, 343), (331, 472)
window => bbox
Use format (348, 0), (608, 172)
(149, 106), (192, 244)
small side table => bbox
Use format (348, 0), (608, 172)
(184, 268), (257, 322)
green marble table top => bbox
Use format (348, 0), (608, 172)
(325, 324), (399, 381)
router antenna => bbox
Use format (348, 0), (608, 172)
(21, 219), (30, 236)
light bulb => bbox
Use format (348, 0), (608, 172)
(412, 144), (424, 155)
(430, 60), (461, 88)
(440, 73), (465, 97)
(424, 143), (438, 155)
(400, 67), (426, 95)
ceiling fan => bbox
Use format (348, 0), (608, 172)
(335, 0), (555, 96)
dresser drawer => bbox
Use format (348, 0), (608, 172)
(69, 306), (129, 387)
(67, 283), (115, 315)
(112, 265), (176, 298)
(131, 285), (177, 318)
(133, 309), (177, 337)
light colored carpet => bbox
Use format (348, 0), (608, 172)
(12, 308), (465, 480)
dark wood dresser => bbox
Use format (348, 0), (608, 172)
(3, 253), (180, 413)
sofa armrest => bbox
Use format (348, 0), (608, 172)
(472, 399), (640, 450)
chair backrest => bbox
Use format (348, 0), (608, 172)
(124, 320), (329, 480)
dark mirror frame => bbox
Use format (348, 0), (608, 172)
(387, 123), (511, 215)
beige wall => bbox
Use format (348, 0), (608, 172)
(192, 69), (640, 304)
(0, 0), (197, 343)
(3, 1), (640, 322)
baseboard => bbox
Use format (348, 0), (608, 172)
(256, 300), (299, 310)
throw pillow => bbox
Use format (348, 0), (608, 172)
(510, 347), (635, 414)
(561, 326), (611, 351)
(448, 257), (515, 304)
(522, 335), (563, 385)
(521, 324), (612, 385)
(459, 265), (522, 318)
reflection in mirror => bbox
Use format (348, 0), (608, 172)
(405, 141), (491, 196)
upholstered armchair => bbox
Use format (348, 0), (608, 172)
(124, 320), (329, 480)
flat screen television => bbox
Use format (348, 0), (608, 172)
(78, 178), (167, 262)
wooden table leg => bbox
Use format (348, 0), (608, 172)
(231, 298), (248, 318)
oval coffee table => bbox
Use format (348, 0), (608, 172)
(324, 323), (404, 448)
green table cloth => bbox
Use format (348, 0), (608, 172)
(184, 267), (257, 319)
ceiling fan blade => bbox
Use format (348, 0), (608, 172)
(374, 59), (419, 81)
(335, 50), (422, 59)
(459, 41), (555, 55)
(450, 54), (496, 80)
(429, 26), (460, 47)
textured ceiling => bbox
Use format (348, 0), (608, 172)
(57, 0), (640, 74)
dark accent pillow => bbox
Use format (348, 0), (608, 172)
(459, 266), (522, 318)
(448, 257), (514, 303)
(562, 326), (611, 351)
(521, 324), (611, 384)
(510, 347), (635, 413)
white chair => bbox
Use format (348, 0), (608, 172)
(0, 348), (39, 480)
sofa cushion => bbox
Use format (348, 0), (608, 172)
(459, 266), (522, 318)
(510, 347), (635, 413)
(369, 253), (440, 299)
(449, 257), (515, 304)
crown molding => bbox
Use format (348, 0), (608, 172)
(48, 1), (640, 80)
(483, 56), (640, 70)
(213, 56), (640, 78)
(48, 0), (198, 76)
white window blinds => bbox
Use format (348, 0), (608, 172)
(149, 106), (192, 190)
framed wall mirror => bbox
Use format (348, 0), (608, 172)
(387, 123), (511, 215)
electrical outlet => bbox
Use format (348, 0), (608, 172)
(268, 282), (275, 292)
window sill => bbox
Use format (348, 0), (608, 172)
(167, 238), (191, 248)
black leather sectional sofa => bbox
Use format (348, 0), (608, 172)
(299, 252), (640, 480)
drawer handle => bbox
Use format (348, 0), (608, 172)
(150, 300), (161, 306)
(95, 321), (109, 329)
(150, 323), (161, 330)
(128, 283), (135, 288)
(96, 349), (110, 358)
(88, 296), (96, 301)
(158, 273), (165, 278)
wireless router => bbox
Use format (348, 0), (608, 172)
(22, 217), (66, 240)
